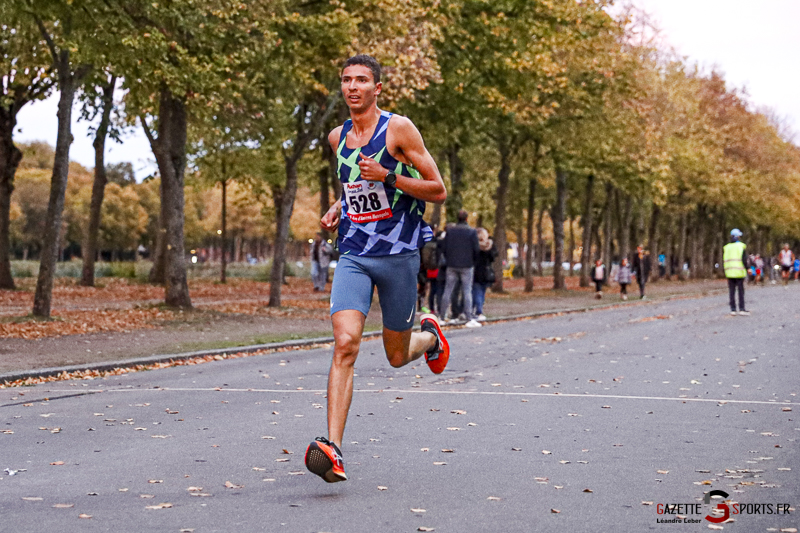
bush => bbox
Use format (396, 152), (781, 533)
(11, 261), (37, 278)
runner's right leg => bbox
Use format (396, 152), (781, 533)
(327, 309), (366, 447)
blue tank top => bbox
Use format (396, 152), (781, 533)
(336, 110), (433, 257)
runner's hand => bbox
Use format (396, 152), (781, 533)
(358, 153), (389, 182)
(320, 203), (341, 232)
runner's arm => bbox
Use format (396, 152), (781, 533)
(359, 116), (446, 204)
(320, 126), (344, 232)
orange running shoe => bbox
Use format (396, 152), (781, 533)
(420, 313), (449, 374)
(305, 437), (347, 483)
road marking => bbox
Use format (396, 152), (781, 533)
(43, 387), (798, 406)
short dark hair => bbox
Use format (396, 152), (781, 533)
(457, 209), (469, 223)
(343, 54), (381, 83)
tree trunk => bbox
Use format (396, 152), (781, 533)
(602, 183), (613, 271)
(579, 174), (595, 288)
(220, 176), (227, 284)
(269, 156), (300, 307)
(81, 75), (117, 287)
(318, 140), (332, 241)
(536, 206), (545, 276)
(551, 167), (567, 290)
(524, 178), (537, 292)
(445, 143), (464, 224)
(148, 186), (166, 284)
(567, 216), (575, 277)
(648, 204), (661, 281)
(146, 89), (191, 308)
(677, 211), (688, 281)
(32, 52), (80, 317)
(0, 110), (23, 290)
(491, 142), (511, 292)
(618, 192), (633, 263)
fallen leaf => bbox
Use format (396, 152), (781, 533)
(118, 488), (128, 492)
(78, 514), (92, 519)
(22, 497), (43, 501)
(657, 470), (669, 474)
(451, 410), (467, 415)
(559, 460), (570, 464)
(148, 480), (163, 484)
(52, 503), (74, 508)
(441, 449), (454, 453)
(782, 407), (792, 412)
(262, 436), (276, 440)
(378, 486), (388, 491)
(433, 462), (447, 466)
(601, 405), (611, 409)
(252, 467), (266, 471)
(467, 422), (477, 426)
(583, 489), (593, 493)
(487, 496), (501, 501)
(542, 450), (552, 455)
(707, 525), (723, 531)
(551, 509), (560, 514)
(275, 458), (290, 462)
(50, 461), (65, 466)
(282, 449), (293, 454)
(145, 502), (173, 510)
(418, 528), (435, 532)
(224, 481), (243, 489)
(535, 477), (549, 483)
(420, 448), (429, 452)
(512, 448), (522, 451)
(642, 501), (654, 506)
(287, 471), (304, 476)
(411, 508), (426, 513)
(140, 494), (154, 499)
(187, 487), (203, 492)
(446, 427), (460, 431)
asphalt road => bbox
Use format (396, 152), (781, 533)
(1, 285), (798, 533)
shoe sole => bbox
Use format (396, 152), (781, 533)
(305, 443), (346, 483)
(420, 313), (450, 374)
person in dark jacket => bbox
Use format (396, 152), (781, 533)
(632, 245), (652, 299)
(472, 228), (498, 321)
(440, 210), (481, 327)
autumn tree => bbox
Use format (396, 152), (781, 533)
(0, 5), (53, 289)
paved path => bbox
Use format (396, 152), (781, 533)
(1, 286), (798, 532)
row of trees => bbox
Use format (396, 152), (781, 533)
(2, 0), (799, 317)
(8, 142), (319, 265)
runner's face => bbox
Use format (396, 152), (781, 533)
(341, 65), (381, 111)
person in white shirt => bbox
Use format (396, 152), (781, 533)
(778, 244), (795, 287)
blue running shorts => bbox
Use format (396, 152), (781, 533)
(330, 251), (420, 332)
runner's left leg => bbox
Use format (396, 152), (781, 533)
(383, 328), (436, 368)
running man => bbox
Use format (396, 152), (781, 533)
(304, 55), (449, 483)
(778, 244), (795, 287)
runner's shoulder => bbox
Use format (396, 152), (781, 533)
(386, 114), (424, 146)
(328, 125), (344, 150)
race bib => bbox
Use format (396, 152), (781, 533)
(344, 180), (393, 223)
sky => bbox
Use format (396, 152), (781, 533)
(13, 0), (800, 179)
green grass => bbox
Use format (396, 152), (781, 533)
(9, 259), (313, 282)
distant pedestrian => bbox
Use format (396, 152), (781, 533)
(472, 228), (498, 321)
(310, 232), (333, 291)
(440, 210), (481, 327)
(657, 253), (666, 278)
(723, 228), (749, 316)
(778, 244), (795, 287)
(632, 245), (651, 299)
(591, 259), (606, 299)
(615, 257), (632, 300)
(419, 234), (440, 313)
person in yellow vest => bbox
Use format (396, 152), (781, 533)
(723, 228), (749, 316)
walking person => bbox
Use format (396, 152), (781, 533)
(632, 245), (651, 299)
(305, 55), (450, 483)
(440, 209), (481, 327)
(310, 232), (333, 292)
(472, 228), (498, 321)
(591, 259), (606, 299)
(615, 257), (632, 300)
(778, 244), (795, 288)
(419, 236), (439, 313)
(723, 228), (749, 316)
